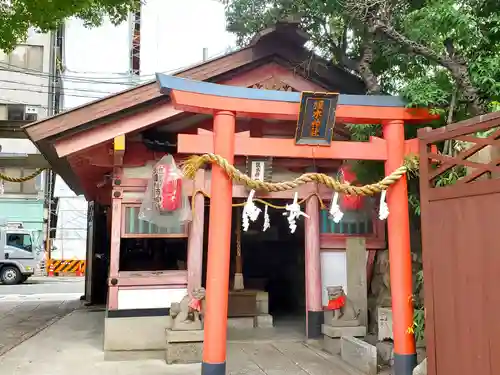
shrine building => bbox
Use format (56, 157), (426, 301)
(23, 22), (435, 375)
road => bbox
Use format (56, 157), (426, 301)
(0, 277), (84, 356)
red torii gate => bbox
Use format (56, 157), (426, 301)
(157, 74), (437, 375)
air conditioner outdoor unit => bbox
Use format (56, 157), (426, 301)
(25, 106), (38, 114)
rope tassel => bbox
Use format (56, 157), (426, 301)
(242, 189), (261, 231)
(379, 190), (389, 220)
(329, 192), (344, 223)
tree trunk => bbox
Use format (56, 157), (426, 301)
(373, 20), (485, 115)
(358, 30), (381, 94)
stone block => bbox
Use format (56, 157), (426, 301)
(324, 311), (360, 326)
(323, 335), (341, 355)
(413, 358), (427, 375)
(256, 291), (269, 314)
(165, 341), (203, 364)
(377, 307), (393, 341)
(227, 317), (255, 329)
(376, 341), (394, 366)
(254, 314), (273, 328)
(340, 336), (377, 375)
(104, 315), (172, 351)
(322, 324), (366, 338)
(166, 329), (204, 343)
(346, 237), (368, 327)
(165, 329), (204, 365)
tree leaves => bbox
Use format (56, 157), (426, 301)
(224, 0), (500, 115)
(0, 0), (140, 52)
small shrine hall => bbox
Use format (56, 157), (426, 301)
(23, 22), (435, 375)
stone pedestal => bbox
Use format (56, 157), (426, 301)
(341, 336), (377, 375)
(321, 323), (367, 355)
(165, 329), (204, 364)
(255, 314), (273, 328)
(227, 317), (255, 329)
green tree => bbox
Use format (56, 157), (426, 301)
(224, 0), (500, 201)
(224, 0), (500, 340)
(0, 0), (139, 51)
(225, 0), (500, 113)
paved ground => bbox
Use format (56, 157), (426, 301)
(0, 277), (364, 374)
(0, 277), (84, 356)
(0, 308), (362, 375)
(0, 276), (84, 295)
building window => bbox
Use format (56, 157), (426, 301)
(122, 205), (186, 237)
(0, 104), (39, 122)
(320, 209), (374, 235)
(0, 168), (39, 195)
(0, 45), (44, 72)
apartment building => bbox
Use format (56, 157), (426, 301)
(0, 30), (52, 237)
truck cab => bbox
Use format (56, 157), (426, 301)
(0, 220), (40, 285)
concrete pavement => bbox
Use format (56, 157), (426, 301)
(0, 276), (84, 356)
(0, 276), (84, 295)
(0, 308), (362, 375)
(0, 277), (362, 375)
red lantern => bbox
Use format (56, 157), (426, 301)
(153, 163), (182, 212)
(338, 165), (364, 211)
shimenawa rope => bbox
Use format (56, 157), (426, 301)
(0, 168), (46, 183)
(182, 153), (416, 196)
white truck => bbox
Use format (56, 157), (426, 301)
(0, 219), (41, 285)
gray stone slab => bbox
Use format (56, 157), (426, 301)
(346, 238), (368, 327)
(322, 324), (366, 338)
(227, 317), (255, 329)
(227, 343), (266, 375)
(238, 342), (305, 375)
(413, 358), (427, 375)
(323, 336), (341, 355)
(165, 341), (203, 364)
(340, 336), (377, 375)
(166, 329), (204, 343)
(274, 341), (353, 375)
(376, 341), (394, 366)
(254, 314), (273, 328)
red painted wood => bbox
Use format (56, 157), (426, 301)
(384, 120), (416, 357)
(108, 191), (122, 310)
(178, 134), (388, 160)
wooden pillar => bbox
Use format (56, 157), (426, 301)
(383, 120), (416, 375)
(187, 169), (205, 292)
(233, 207), (244, 290)
(108, 188), (122, 310)
(202, 110), (236, 375)
(305, 190), (322, 338)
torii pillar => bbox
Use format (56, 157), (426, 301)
(201, 110), (236, 375)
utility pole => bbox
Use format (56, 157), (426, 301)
(44, 23), (64, 266)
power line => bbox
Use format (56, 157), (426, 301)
(0, 78), (120, 96)
(0, 86), (105, 100)
(0, 46), (236, 86)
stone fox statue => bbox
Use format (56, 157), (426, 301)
(327, 285), (360, 321)
(170, 287), (206, 331)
